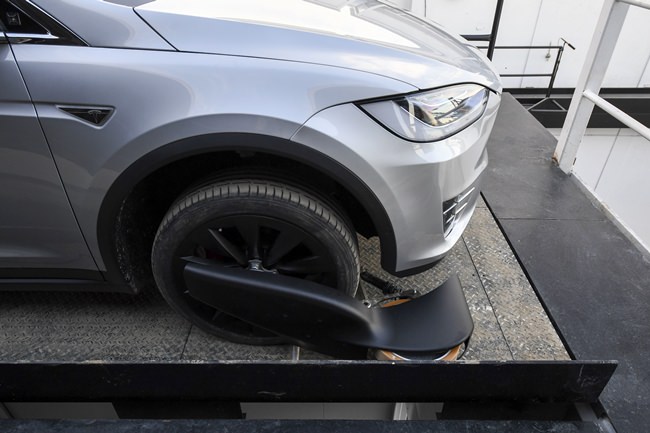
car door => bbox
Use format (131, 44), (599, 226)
(0, 4), (98, 280)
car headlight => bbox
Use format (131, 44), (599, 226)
(360, 84), (489, 142)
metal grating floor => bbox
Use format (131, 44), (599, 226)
(0, 197), (568, 363)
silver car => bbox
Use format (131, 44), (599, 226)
(0, 0), (501, 344)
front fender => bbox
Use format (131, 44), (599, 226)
(97, 132), (397, 286)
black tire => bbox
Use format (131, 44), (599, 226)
(152, 179), (360, 345)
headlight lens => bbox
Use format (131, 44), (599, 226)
(360, 84), (489, 142)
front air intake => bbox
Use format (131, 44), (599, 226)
(443, 186), (476, 236)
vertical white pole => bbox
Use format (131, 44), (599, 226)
(409, 0), (427, 16)
(554, 0), (630, 173)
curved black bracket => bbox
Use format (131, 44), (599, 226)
(184, 263), (474, 359)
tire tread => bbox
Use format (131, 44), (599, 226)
(156, 179), (360, 299)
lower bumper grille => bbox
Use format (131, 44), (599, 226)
(443, 186), (476, 237)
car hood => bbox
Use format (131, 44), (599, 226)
(135, 0), (502, 92)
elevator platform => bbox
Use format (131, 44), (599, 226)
(0, 94), (619, 431)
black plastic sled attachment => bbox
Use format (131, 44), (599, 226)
(184, 262), (474, 360)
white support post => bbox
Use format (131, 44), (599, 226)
(554, 0), (630, 173)
(620, 0), (650, 8)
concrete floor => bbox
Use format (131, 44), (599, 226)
(0, 197), (568, 363)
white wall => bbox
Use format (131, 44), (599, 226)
(404, 0), (650, 89)
(548, 128), (650, 252)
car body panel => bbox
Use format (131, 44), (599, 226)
(2, 0), (502, 286)
(11, 43), (416, 270)
(136, 0), (501, 92)
(29, 0), (173, 49)
(0, 40), (97, 274)
(292, 93), (498, 272)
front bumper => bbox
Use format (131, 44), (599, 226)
(292, 91), (501, 275)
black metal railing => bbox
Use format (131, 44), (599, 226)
(493, 40), (575, 99)
(475, 40), (575, 111)
(457, 0), (574, 108)
(461, 0), (504, 60)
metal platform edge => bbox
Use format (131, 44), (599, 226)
(0, 419), (612, 433)
(0, 360), (616, 403)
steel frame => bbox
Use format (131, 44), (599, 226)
(0, 361), (616, 403)
(554, 0), (650, 173)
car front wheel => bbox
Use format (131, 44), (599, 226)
(151, 179), (360, 345)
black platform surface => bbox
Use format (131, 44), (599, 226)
(482, 93), (650, 433)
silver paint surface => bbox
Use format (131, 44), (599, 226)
(5, 0), (501, 276)
(292, 94), (499, 272)
(137, 0), (501, 91)
(0, 43), (96, 270)
(31, 0), (173, 49)
(12, 45), (414, 268)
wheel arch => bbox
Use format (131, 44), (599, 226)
(97, 132), (398, 291)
